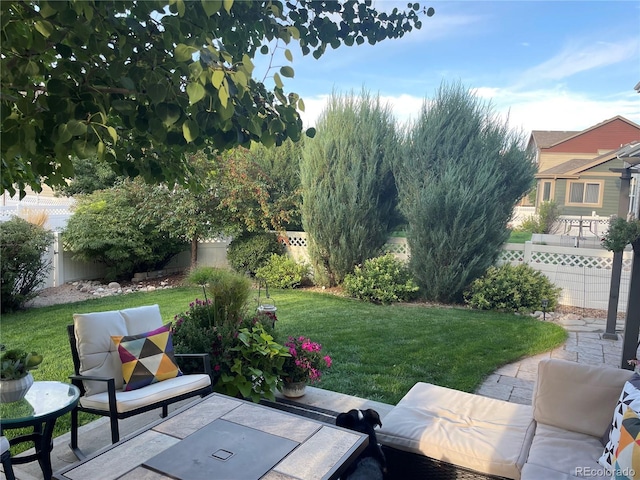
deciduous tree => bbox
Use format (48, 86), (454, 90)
(2, 0), (432, 197)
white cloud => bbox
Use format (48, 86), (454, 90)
(299, 88), (640, 135)
(515, 37), (640, 87)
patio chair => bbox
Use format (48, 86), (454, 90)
(67, 304), (213, 458)
(1, 436), (15, 480)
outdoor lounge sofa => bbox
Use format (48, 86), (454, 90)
(67, 304), (213, 457)
(377, 358), (635, 480)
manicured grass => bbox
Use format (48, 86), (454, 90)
(1, 287), (566, 450)
(508, 231), (533, 243)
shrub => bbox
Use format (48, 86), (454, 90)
(172, 299), (288, 402)
(343, 254), (420, 305)
(0, 216), (54, 313)
(519, 201), (561, 234)
(395, 82), (536, 303)
(464, 263), (561, 313)
(255, 254), (310, 289)
(186, 267), (253, 323)
(63, 180), (186, 280)
(226, 232), (284, 276)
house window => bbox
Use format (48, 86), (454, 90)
(542, 181), (552, 202)
(567, 181), (602, 206)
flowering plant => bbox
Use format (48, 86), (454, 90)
(172, 298), (287, 401)
(282, 336), (332, 383)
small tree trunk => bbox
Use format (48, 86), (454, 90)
(190, 237), (198, 270)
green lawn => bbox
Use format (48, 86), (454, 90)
(1, 287), (566, 448)
(508, 231), (533, 243)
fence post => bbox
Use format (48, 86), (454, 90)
(523, 241), (533, 264)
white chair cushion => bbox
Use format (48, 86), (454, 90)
(522, 423), (609, 480)
(73, 305), (165, 396)
(79, 374), (211, 414)
(73, 310), (128, 396)
(377, 382), (535, 480)
(119, 304), (164, 335)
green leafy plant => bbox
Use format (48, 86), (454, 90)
(227, 232), (284, 276)
(255, 254), (310, 289)
(172, 296), (284, 401)
(602, 217), (640, 252)
(282, 336), (332, 384)
(464, 264), (561, 313)
(1, 348), (43, 380)
(343, 254), (420, 305)
(217, 325), (290, 403)
(0, 216), (54, 313)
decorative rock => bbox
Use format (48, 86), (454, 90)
(108, 282), (121, 289)
(146, 286), (156, 292)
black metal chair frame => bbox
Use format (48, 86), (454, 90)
(67, 324), (213, 458)
(1, 443), (15, 480)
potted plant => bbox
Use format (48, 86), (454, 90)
(280, 336), (332, 398)
(0, 346), (43, 403)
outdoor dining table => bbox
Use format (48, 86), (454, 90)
(53, 392), (369, 480)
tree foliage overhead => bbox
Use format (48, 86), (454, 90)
(395, 82), (536, 303)
(301, 90), (400, 286)
(1, 0), (432, 197)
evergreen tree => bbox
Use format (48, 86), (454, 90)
(301, 91), (399, 286)
(395, 82), (536, 303)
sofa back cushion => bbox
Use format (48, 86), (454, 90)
(533, 358), (633, 438)
(73, 305), (164, 396)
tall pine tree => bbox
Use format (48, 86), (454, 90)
(301, 91), (400, 286)
(395, 82), (536, 303)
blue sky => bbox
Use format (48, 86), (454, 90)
(256, 1), (640, 136)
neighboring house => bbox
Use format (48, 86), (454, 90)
(528, 116), (640, 218)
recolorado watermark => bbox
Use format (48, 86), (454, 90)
(575, 466), (636, 477)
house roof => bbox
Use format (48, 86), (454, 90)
(529, 116), (640, 152)
(530, 130), (579, 149)
(536, 141), (640, 179)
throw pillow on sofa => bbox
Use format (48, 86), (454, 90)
(611, 408), (640, 480)
(601, 374), (640, 470)
(111, 323), (183, 392)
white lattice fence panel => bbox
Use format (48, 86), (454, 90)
(284, 233), (308, 247)
(530, 250), (612, 269)
(497, 248), (525, 265)
(383, 238), (409, 260)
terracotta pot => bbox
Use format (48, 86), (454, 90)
(280, 381), (306, 398)
(1, 372), (34, 403)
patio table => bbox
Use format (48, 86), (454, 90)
(53, 392), (368, 480)
(1, 381), (80, 480)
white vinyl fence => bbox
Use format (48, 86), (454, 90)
(37, 231), (632, 312)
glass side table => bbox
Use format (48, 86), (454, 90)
(1, 381), (80, 480)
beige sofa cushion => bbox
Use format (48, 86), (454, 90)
(73, 305), (164, 396)
(377, 382), (535, 479)
(521, 423), (610, 480)
(532, 359), (632, 438)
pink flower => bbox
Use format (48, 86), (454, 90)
(324, 356), (332, 368)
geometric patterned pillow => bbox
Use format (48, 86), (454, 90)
(612, 408), (640, 480)
(600, 373), (640, 470)
(111, 323), (182, 392)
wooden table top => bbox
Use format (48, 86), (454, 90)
(54, 393), (368, 480)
